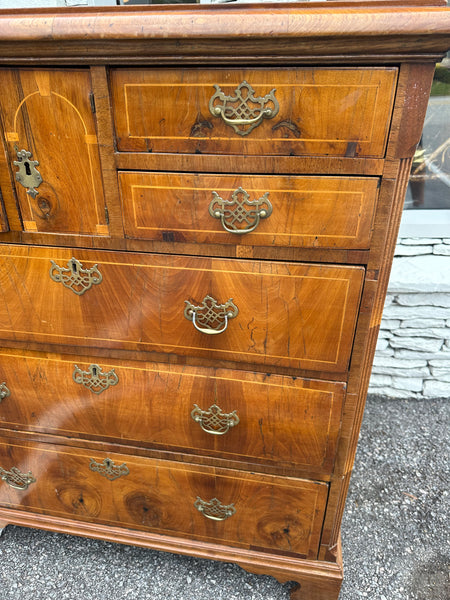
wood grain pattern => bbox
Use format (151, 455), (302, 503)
(0, 187), (8, 232)
(0, 349), (344, 475)
(0, 4), (448, 64)
(0, 69), (108, 236)
(0, 245), (364, 373)
(111, 67), (397, 157)
(119, 172), (379, 249)
(0, 438), (328, 558)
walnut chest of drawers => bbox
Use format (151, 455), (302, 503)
(0, 3), (448, 599)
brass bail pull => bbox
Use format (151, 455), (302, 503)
(184, 295), (238, 335)
(191, 403), (240, 436)
(194, 496), (236, 521)
(209, 81), (279, 136)
(209, 187), (272, 235)
(0, 466), (36, 490)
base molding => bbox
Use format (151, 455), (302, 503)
(0, 508), (343, 599)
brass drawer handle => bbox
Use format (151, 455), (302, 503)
(209, 187), (272, 235)
(194, 496), (236, 521)
(209, 81), (279, 136)
(0, 382), (10, 402)
(73, 364), (119, 395)
(0, 466), (36, 490)
(50, 257), (102, 296)
(191, 403), (239, 435)
(89, 458), (129, 481)
(13, 146), (43, 199)
(184, 295), (238, 335)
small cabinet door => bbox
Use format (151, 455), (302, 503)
(0, 69), (108, 236)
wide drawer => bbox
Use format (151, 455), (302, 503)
(119, 172), (379, 249)
(0, 246), (364, 373)
(0, 350), (344, 475)
(111, 67), (397, 157)
(0, 439), (328, 558)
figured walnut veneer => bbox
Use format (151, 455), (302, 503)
(0, 3), (448, 600)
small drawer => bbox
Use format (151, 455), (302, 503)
(0, 349), (345, 475)
(119, 172), (379, 249)
(0, 439), (328, 558)
(111, 67), (397, 157)
(0, 246), (364, 373)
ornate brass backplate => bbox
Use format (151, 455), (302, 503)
(89, 458), (129, 481)
(209, 187), (272, 234)
(184, 295), (238, 335)
(191, 403), (240, 435)
(49, 257), (102, 295)
(209, 81), (279, 136)
(0, 382), (10, 402)
(0, 466), (36, 490)
(13, 147), (43, 199)
(194, 496), (236, 521)
(73, 364), (119, 395)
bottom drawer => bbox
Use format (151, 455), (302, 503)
(0, 439), (328, 558)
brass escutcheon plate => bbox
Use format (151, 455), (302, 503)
(73, 364), (119, 394)
(89, 458), (129, 481)
(49, 257), (102, 296)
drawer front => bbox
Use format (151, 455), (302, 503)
(0, 246), (364, 372)
(111, 67), (397, 157)
(119, 172), (379, 249)
(0, 350), (344, 474)
(0, 439), (328, 558)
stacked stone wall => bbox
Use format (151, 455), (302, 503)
(369, 238), (450, 398)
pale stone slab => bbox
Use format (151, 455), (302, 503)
(394, 349), (450, 360)
(369, 374), (393, 386)
(391, 328), (450, 339)
(371, 365), (430, 377)
(382, 305), (450, 320)
(400, 319), (446, 328)
(394, 245), (432, 256)
(375, 348), (395, 357)
(378, 329), (393, 339)
(382, 295), (394, 308)
(422, 380), (450, 397)
(429, 369), (450, 381)
(389, 336), (443, 352)
(399, 238), (441, 245)
(391, 377), (424, 392)
(376, 339), (389, 351)
(395, 293), (450, 307)
(372, 356), (427, 368)
(433, 245), (450, 256)
(380, 319), (401, 328)
(368, 386), (420, 399)
(429, 358), (450, 368)
(388, 256), (450, 293)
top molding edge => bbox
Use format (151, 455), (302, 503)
(0, 4), (448, 61)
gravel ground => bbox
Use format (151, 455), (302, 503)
(0, 395), (448, 600)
